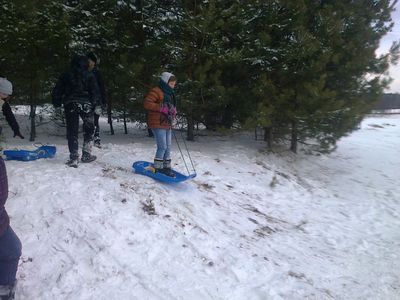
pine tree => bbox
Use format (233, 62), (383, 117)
(240, 0), (399, 153)
(1, 0), (398, 149)
(144, 0), (245, 139)
(0, 0), (70, 141)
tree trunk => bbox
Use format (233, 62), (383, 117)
(187, 106), (194, 141)
(123, 105), (128, 134)
(290, 91), (299, 153)
(147, 127), (153, 137)
(222, 105), (233, 129)
(290, 120), (298, 153)
(29, 78), (37, 142)
(29, 104), (36, 142)
(107, 96), (114, 135)
(264, 126), (273, 149)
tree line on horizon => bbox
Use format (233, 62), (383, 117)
(0, 0), (399, 153)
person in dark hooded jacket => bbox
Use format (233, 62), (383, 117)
(0, 77), (24, 139)
(52, 55), (100, 167)
(0, 157), (22, 300)
(87, 52), (107, 148)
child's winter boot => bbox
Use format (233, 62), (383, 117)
(154, 158), (164, 173)
(162, 159), (176, 177)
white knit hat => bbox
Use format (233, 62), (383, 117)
(160, 72), (175, 84)
(0, 78), (13, 96)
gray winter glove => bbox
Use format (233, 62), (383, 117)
(94, 105), (102, 115)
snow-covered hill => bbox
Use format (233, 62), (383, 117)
(2, 111), (399, 300)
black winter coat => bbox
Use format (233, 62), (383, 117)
(52, 56), (100, 108)
(92, 67), (107, 106)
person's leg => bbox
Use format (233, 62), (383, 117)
(0, 226), (22, 286)
(163, 129), (172, 161)
(93, 113), (101, 147)
(162, 129), (175, 177)
(80, 105), (96, 163)
(64, 103), (80, 163)
(151, 128), (167, 171)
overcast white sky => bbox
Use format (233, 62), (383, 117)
(379, 1), (400, 93)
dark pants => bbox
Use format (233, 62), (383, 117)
(0, 226), (21, 285)
(65, 103), (95, 159)
(94, 113), (100, 141)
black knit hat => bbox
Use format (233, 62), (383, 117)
(87, 52), (98, 64)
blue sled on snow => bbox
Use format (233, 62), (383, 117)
(132, 161), (196, 183)
(3, 145), (57, 161)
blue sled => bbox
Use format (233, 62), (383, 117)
(3, 145), (57, 161)
(132, 161), (196, 183)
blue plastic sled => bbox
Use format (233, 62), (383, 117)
(3, 145), (57, 161)
(132, 161), (196, 183)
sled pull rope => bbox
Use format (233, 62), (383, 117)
(178, 129), (196, 174)
(172, 128), (196, 176)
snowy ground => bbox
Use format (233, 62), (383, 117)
(1, 110), (399, 300)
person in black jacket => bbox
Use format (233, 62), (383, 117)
(0, 78), (24, 139)
(52, 55), (100, 168)
(87, 52), (107, 148)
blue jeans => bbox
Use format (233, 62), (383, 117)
(0, 226), (22, 285)
(152, 128), (172, 160)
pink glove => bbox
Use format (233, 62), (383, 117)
(170, 106), (177, 118)
(160, 104), (169, 115)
